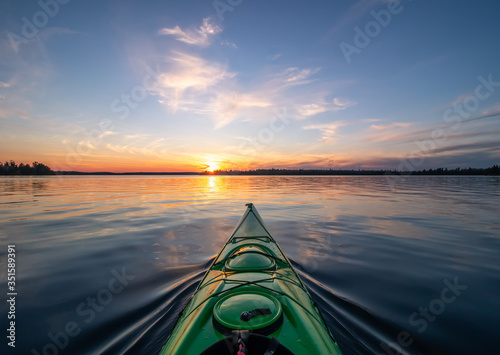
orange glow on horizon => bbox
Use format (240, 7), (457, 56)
(203, 161), (222, 172)
(25, 149), (386, 173)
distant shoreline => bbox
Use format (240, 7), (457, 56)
(1, 161), (499, 176)
(56, 171), (202, 175)
(45, 167), (500, 176)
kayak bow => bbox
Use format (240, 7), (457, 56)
(160, 203), (342, 355)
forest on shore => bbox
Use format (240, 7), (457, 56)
(0, 161), (55, 175)
(1, 160), (499, 176)
(203, 166), (500, 176)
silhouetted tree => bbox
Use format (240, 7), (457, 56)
(486, 165), (500, 175)
(0, 161), (55, 175)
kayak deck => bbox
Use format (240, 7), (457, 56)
(160, 203), (342, 354)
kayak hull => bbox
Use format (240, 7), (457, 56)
(160, 203), (342, 355)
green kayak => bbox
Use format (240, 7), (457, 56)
(160, 203), (343, 355)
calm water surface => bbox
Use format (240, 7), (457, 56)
(1, 175), (499, 354)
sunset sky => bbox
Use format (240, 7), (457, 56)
(1, 0), (499, 172)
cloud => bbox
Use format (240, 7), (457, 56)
(0, 28), (59, 123)
(366, 109), (500, 145)
(429, 141), (500, 155)
(104, 134), (185, 158)
(221, 40), (237, 48)
(149, 25), (355, 127)
(38, 27), (83, 42)
(297, 103), (328, 117)
(327, 0), (391, 37)
(209, 92), (272, 128)
(244, 66), (336, 103)
(394, 55), (448, 79)
(476, 104), (500, 121)
(0, 107), (30, 120)
(284, 67), (321, 84)
(333, 97), (353, 108)
(158, 18), (222, 46)
(152, 51), (235, 112)
(303, 122), (346, 142)
(162, 52), (232, 91)
(150, 51), (273, 127)
(364, 151), (500, 171)
(269, 53), (282, 61)
(296, 97), (356, 118)
(371, 122), (410, 130)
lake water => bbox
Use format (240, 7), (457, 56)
(1, 175), (499, 355)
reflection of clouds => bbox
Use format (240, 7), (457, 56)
(164, 244), (180, 267)
(296, 226), (365, 270)
(157, 218), (231, 268)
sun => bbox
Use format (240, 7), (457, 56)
(205, 162), (221, 173)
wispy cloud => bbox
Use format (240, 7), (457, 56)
(149, 51), (274, 127)
(354, 151), (500, 170)
(303, 121), (346, 142)
(269, 53), (282, 61)
(150, 18), (355, 127)
(394, 55), (448, 79)
(283, 67), (321, 84)
(0, 28), (61, 122)
(158, 18), (222, 46)
(327, 0), (391, 37)
(296, 97), (356, 118)
(297, 103), (328, 117)
(431, 141), (500, 155)
(220, 40), (237, 48)
(0, 107), (30, 120)
(247, 68), (356, 120)
(477, 103), (500, 119)
(371, 122), (410, 130)
(38, 27), (83, 41)
(152, 51), (235, 112)
(104, 134), (184, 158)
(163, 51), (233, 91)
(209, 92), (272, 128)
(366, 109), (500, 145)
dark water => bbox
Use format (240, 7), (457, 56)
(1, 175), (499, 355)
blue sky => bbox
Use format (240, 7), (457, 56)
(1, 0), (499, 172)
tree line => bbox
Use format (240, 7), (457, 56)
(0, 161), (55, 175)
(1, 160), (498, 175)
(204, 165), (500, 176)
